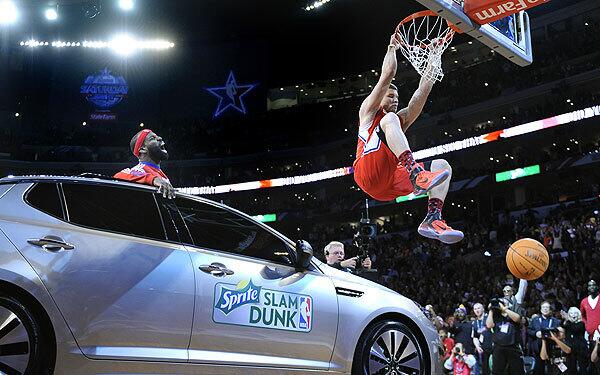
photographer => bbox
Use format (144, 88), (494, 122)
(540, 327), (572, 375)
(528, 301), (561, 375)
(486, 297), (525, 375)
(444, 343), (477, 375)
(323, 241), (371, 272)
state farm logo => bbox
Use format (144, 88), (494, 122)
(465, 0), (549, 24)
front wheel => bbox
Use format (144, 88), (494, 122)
(0, 293), (54, 374)
(352, 320), (427, 375)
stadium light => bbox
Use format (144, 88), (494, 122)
(110, 33), (136, 56)
(22, 39), (46, 47)
(45, 7), (58, 21)
(118, 0), (134, 11)
(0, 1), (18, 25)
(304, 0), (331, 11)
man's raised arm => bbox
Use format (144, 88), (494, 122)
(397, 56), (437, 132)
(358, 33), (400, 122)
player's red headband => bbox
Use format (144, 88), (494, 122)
(133, 129), (153, 157)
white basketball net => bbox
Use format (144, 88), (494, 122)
(396, 13), (456, 82)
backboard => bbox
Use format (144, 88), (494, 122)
(414, 0), (533, 66)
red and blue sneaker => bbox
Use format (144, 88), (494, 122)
(410, 168), (450, 196)
(418, 213), (464, 244)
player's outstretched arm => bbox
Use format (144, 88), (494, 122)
(515, 279), (528, 304)
(397, 55), (437, 131)
(358, 33), (400, 123)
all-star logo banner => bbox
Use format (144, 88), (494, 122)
(205, 71), (257, 118)
(80, 68), (128, 110)
(213, 280), (313, 332)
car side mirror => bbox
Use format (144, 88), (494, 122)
(295, 240), (313, 270)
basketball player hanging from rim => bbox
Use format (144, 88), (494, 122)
(353, 26), (463, 244)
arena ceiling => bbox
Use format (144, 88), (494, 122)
(3, 0), (579, 87)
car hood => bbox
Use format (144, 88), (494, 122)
(313, 258), (409, 301)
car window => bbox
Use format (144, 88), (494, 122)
(62, 183), (166, 241)
(25, 183), (63, 219)
(157, 197), (193, 244)
(176, 197), (293, 266)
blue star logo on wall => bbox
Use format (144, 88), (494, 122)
(205, 71), (257, 118)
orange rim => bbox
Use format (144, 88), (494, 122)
(397, 10), (463, 34)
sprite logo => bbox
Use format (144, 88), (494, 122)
(215, 280), (261, 315)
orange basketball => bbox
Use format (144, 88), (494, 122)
(506, 238), (549, 280)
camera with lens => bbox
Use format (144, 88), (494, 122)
(453, 347), (464, 359)
(541, 327), (559, 339)
(489, 298), (504, 314)
(353, 217), (377, 265)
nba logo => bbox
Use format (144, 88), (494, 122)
(299, 296), (312, 330)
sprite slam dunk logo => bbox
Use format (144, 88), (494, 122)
(213, 280), (313, 332)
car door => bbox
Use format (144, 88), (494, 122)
(171, 196), (339, 370)
(0, 182), (195, 362)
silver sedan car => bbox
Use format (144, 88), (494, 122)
(0, 176), (441, 374)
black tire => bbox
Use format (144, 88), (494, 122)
(0, 292), (54, 375)
(352, 320), (427, 375)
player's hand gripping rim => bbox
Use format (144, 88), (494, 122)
(388, 32), (401, 51)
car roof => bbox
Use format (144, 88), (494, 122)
(0, 174), (157, 192)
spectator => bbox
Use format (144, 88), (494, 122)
(450, 306), (476, 355)
(472, 303), (493, 375)
(528, 301), (561, 375)
(440, 329), (455, 360)
(561, 307), (589, 374)
(503, 280), (528, 311)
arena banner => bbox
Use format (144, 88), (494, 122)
(413, 104), (600, 160)
(80, 68), (128, 122)
(495, 164), (540, 182)
(178, 104), (600, 195)
(212, 280), (313, 333)
(464, 0), (550, 25)
(179, 166), (354, 195)
(251, 214), (277, 222)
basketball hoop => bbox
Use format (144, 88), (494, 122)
(396, 10), (461, 82)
